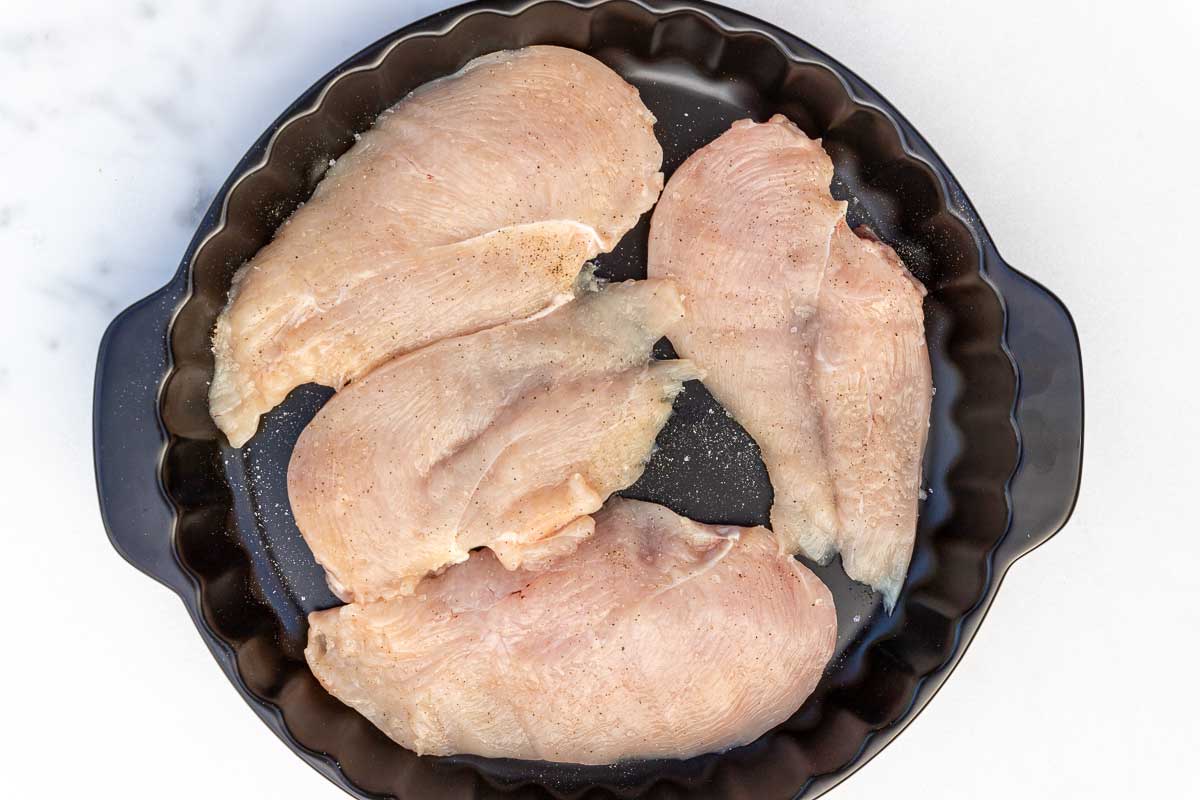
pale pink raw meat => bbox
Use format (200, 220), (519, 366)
(815, 222), (931, 605)
(305, 498), (837, 763)
(648, 115), (930, 608)
(287, 280), (699, 603)
(210, 46), (663, 446)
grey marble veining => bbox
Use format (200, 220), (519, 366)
(0, 0), (448, 394)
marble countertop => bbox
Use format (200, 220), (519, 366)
(2, 1), (1196, 798)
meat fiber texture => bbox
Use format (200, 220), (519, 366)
(210, 45), (664, 446)
(306, 498), (837, 764)
(288, 280), (700, 603)
(648, 116), (931, 610)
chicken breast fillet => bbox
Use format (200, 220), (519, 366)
(210, 45), (664, 446)
(815, 222), (932, 607)
(306, 498), (837, 764)
(288, 280), (700, 603)
(648, 116), (930, 609)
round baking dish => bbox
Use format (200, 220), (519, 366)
(94, 2), (1084, 797)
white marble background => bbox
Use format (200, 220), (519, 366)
(1, 1), (1197, 798)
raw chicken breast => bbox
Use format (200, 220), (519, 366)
(305, 498), (837, 763)
(815, 222), (931, 606)
(210, 45), (664, 446)
(648, 117), (845, 558)
(648, 115), (930, 609)
(288, 280), (699, 602)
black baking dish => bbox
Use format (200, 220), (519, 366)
(92, 1), (1084, 798)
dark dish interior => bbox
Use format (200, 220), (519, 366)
(154, 2), (1017, 798)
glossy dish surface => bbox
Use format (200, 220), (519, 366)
(93, 1), (1084, 798)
